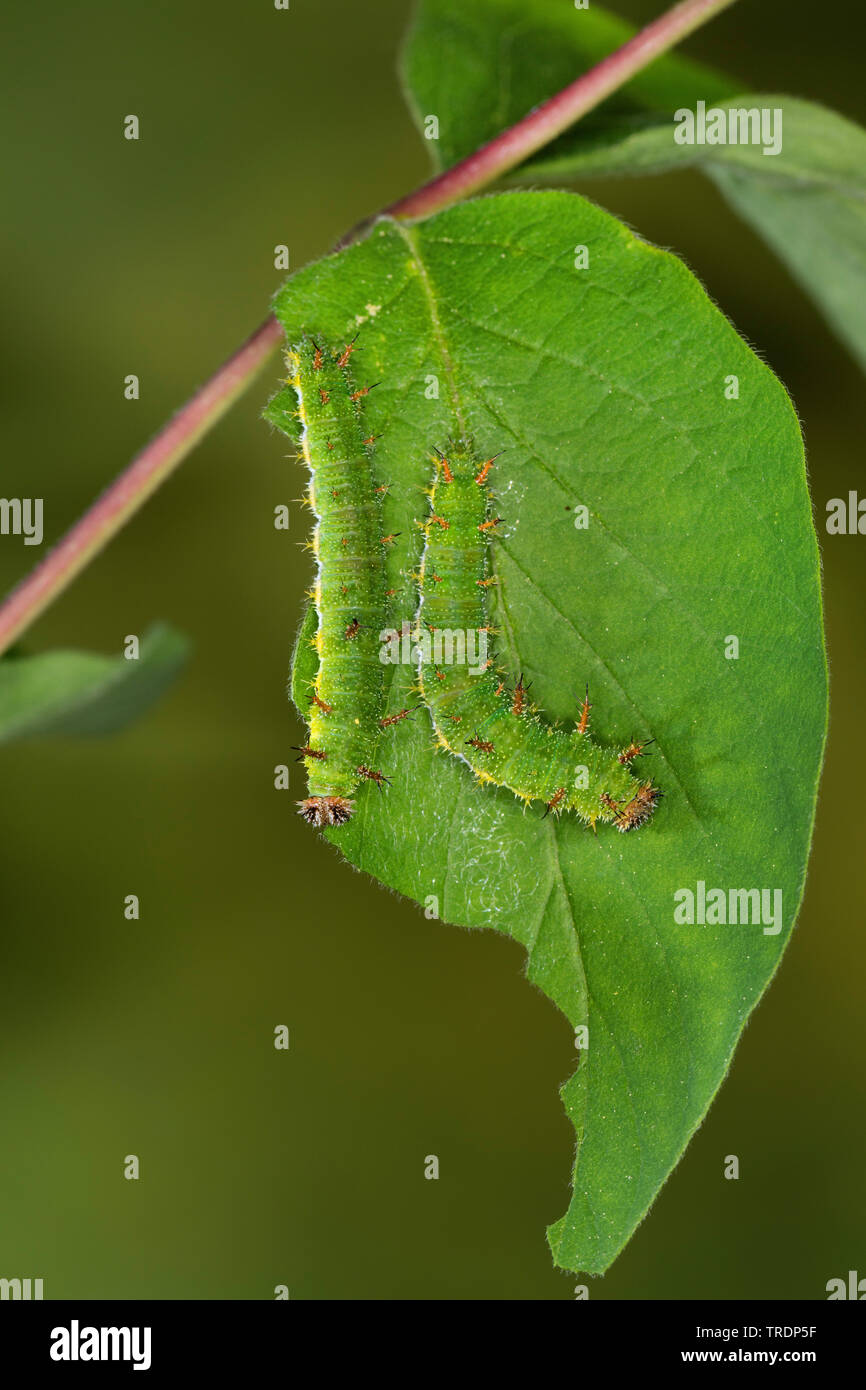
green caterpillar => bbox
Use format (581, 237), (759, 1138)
(275, 342), (659, 833)
(286, 337), (390, 827)
(415, 442), (660, 831)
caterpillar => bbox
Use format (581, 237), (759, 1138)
(415, 442), (661, 830)
(284, 336), (390, 827)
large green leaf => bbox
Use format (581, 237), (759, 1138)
(402, 0), (866, 371)
(0, 622), (189, 744)
(400, 0), (736, 171)
(525, 97), (866, 377)
(268, 190), (826, 1273)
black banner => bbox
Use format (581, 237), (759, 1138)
(0, 1300), (860, 1375)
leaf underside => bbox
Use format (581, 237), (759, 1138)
(402, 0), (866, 371)
(0, 623), (189, 744)
(268, 189), (826, 1273)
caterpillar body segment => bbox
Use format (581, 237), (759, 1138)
(416, 443), (660, 830)
(288, 337), (388, 827)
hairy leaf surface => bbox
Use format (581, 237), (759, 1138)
(403, 0), (866, 370)
(269, 190), (826, 1272)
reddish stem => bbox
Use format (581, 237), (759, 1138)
(0, 0), (738, 657)
(388, 0), (738, 222)
(0, 318), (282, 652)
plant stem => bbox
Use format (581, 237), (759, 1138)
(384, 0), (739, 223)
(0, 318), (283, 655)
(0, 0), (739, 658)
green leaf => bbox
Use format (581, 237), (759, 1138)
(402, 0), (866, 371)
(271, 190), (826, 1273)
(400, 0), (736, 172)
(702, 109), (866, 374)
(263, 381), (302, 444)
(525, 97), (866, 375)
(290, 598), (319, 713)
(0, 622), (189, 744)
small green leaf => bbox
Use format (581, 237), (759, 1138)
(0, 622), (189, 744)
(290, 599), (319, 714)
(263, 382), (302, 444)
(703, 108), (866, 373)
(401, 0), (736, 172)
(272, 190), (827, 1272)
(403, 0), (866, 370)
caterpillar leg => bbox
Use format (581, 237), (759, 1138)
(601, 782), (662, 832)
(297, 796), (354, 827)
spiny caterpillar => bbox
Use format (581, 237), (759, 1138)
(287, 337), (390, 827)
(416, 443), (661, 831)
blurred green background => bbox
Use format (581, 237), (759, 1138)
(1, 0), (863, 1299)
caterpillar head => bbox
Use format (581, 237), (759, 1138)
(432, 439), (474, 480)
(297, 796), (354, 828)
